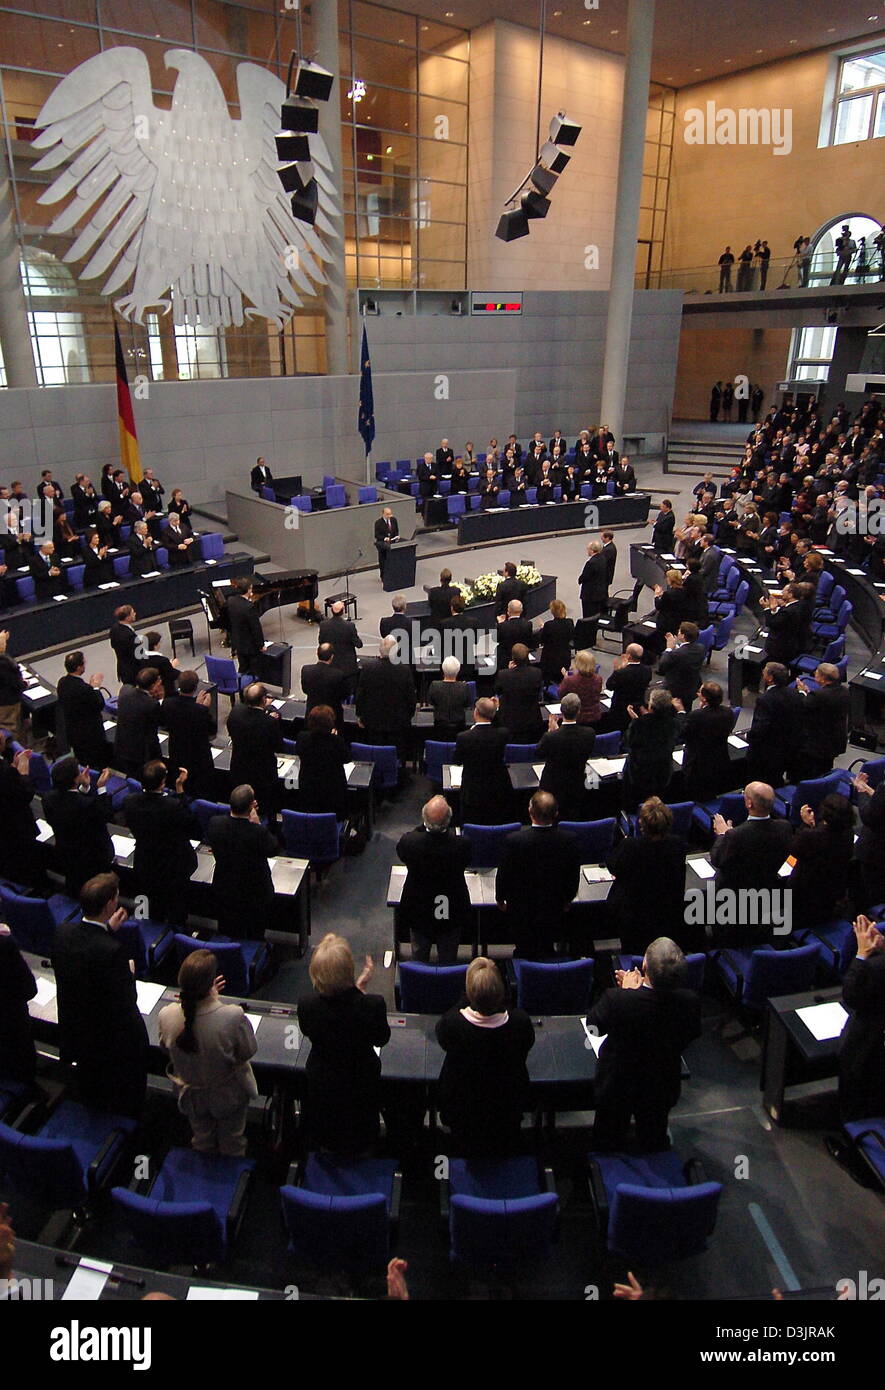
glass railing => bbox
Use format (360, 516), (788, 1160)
(639, 251), (885, 294)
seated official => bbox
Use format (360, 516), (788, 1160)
(680, 680), (737, 803)
(205, 784), (279, 939)
(605, 646), (653, 733)
(28, 541), (66, 600)
(42, 756), (115, 898)
(114, 666), (164, 780)
(536, 692), (596, 821)
(57, 650), (112, 770)
(838, 916), (885, 1122)
(495, 792), (582, 958)
(788, 793), (854, 929)
(607, 798), (693, 954)
(161, 670), (215, 799)
(709, 782), (793, 945)
(296, 704), (349, 820)
(453, 698), (511, 825)
(622, 688), (679, 812)
(396, 796), (472, 965)
(538, 599), (574, 687)
(123, 760), (200, 925)
(82, 530), (115, 588)
(297, 934), (390, 1155)
(0, 934), (38, 1084)
(158, 948), (258, 1156)
(587, 937), (701, 1152)
(427, 656), (472, 738)
(251, 457), (273, 494)
(436, 958), (535, 1157)
(301, 643), (346, 730)
(558, 648), (603, 726)
(495, 643), (544, 744)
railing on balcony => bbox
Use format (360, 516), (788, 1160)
(638, 250), (885, 294)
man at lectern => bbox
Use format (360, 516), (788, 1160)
(374, 507), (399, 581)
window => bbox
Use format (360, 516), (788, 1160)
(788, 326), (837, 384)
(832, 47), (885, 144)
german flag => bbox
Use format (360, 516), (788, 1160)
(115, 322), (142, 485)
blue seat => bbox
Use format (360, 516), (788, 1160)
(856, 757), (885, 792)
(112, 554), (130, 579)
(712, 943), (819, 1012)
(290, 494), (312, 513)
(357, 486), (378, 504)
(614, 952), (706, 992)
(0, 1078), (30, 1123)
(424, 740), (456, 785)
(119, 525), (131, 542)
(199, 532), (224, 562)
(793, 919), (855, 978)
(812, 598), (852, 642)
(261, 485), (275, 502)
(692, 789), (749, 837)
(171, 933), (270, 997)
(66, 563), (85, 590)
(350, 742), (399, 792)
(116, 917), (174, 977)
(842, 1118), (885, 1191)
(447, 1158), (558, 1276)
(25, 750), (52, 794)
(793, 635), (844, 678)
(462, 822), (520, 869)
(280, 1156), (400, 1277)
(593, 730), (621, 758)
(467, 475), (480, 492)
(588, 1149), (722, 1264)
(0, 884), (80, 955)
(513, 957), (594, 1013)
(776, 769), (852, 825)
(622, 801), (694, 839)
(191, 798), (228, 839)
(204, 655), (253, 705)
(526, 488), (538, 504)
(396, 962), (468, 1013)
(698, 624), (716, 661)
(0, 1100), (135, 1209)
(447, 494), (466, 520)
(439, 479), (452, 496)
(280, 809), (344, 870)
(498, 489), (511, 508)
(15, 576), (35, 603)
(112, 1148), (254, 1267)
(323, 474), (336, 489)
(155, 546), (169, 569)
(325, 485), (347, 509)
(813, 582), (845, 621)
(559, 818), (617, 860)
(711, 611), (735, 653)
(812, 570), (835, 609)
(504, 743), (537, 764)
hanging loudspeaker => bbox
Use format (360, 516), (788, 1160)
(495, 208), (530, 242)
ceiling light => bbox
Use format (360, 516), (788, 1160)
(583, 20), (592, 26)
(385, 145), (392, 154)
(610, 28), (619, 34)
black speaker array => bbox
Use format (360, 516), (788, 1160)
(495, 111), (582, 243)
(277, 61), (334, 226)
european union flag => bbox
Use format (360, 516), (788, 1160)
(358, 326), (375, 456)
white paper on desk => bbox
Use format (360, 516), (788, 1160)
(28, 685), (51, 698)
(111, 833), (134, 859)
(744, 645), (763, 654)
(211, 579), (229, 588)
(61, 1258), (113, 1301)
(35, 818), (53, 843)
(103, 720), (115, 732)
(660, 553), (676, 561)
(135, 981), (165, 1015)
(672, 748), (685, 766)
(98, 582), (120, 590)
(796, 1002), (848, 1042)
(642, 620), (657, 629)
(343, 761), (356, 777)
(189, 839), (201, 849)
(582, 864), (614, 883)
(33, 977), (57, 1006)
(186, 1286), (259, 1301)
(532, 763), (546, 777)
(581, 1019), (607, 1056)
(777, 859), (794, 878)
(865, 672), (883, 681)
(211, 746), (225, 761)
(277, 757), (296, 778)
(545, 702), (561, 716)
(689, 857), (716, 880)
(448, 765), (463, 789)
(141, 570), (161, 578)
(244, 1013), (262, 1036)
(263, 641), (273, 650)
(52, 594), (68, 602)
(587, 756), (626, 777)
(270, 699), (285, 709)
(728, 734), (748, 749)
(847, 569), (865, 576)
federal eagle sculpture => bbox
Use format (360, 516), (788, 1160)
(33, 47), (339, 329)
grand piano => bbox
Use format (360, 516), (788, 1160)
(252, 568), (320, 621)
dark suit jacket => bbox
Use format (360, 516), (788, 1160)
(396, 825), (472, 931)
(162, 523), (193, 566)
(251, 463), (274, 492)
(57, 673), (110, 768)
(28, 553), (65, 600)
(578, 552), (609, 602)
(495, 663), (544, 738)
(608, 835), (691, 950)
(206, 814), (278, 935)
(226, 593), (264, 665)
(301, 661), (346, 728)
(0, 935), (37, 1082)
(602, 541), (618, 586)
(800, 682), (849, 766)
(42, 787), (114, 895)
(536, 722), (596, 819)
(297, 989), (390, 1153)
(496, 824), (582, 953)
(128, 534), (158, 577)
(139, 650), (177, 698)
(658, 640), (706, 707)
(538, 616), (574, 684)
(227, 703), (281, 813)
(317, 615), (363, 677)
(588, 984), (701, 1113)
(764, 601), (808, 664)
(160, 693), (215, 795)
(681, 704), (736, 802)
(453, 722), (511, 823)
(436, 447), (454, 473)
(651, 510), (676, 552)
(295, 728), (349, 817)
(497, 616), (536, 666)
(355, 658), (416, 735)
(606, 661), (653, 729)
(495, 576), (528, 616)
(840, 954), (885, 1120)
(747, 683), (804, 783)
(427, 583), (461, 623)
(123, 790), (199, 892)
(374, 515), (399, 551)
(699, 547), (722, 594)
(710, 816), (793, 896)
(82, 544), (114, 588)
(114, 685), (162, 773)
(110, 621), (140, 686)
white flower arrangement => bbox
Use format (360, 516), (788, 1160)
(460, 565), (542, 607)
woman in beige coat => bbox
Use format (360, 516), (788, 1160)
(158, 949), (258, 1156)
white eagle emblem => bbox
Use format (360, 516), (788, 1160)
(33, 48), (339, 329)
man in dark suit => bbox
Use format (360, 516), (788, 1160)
(839, 915), (885, 1121)
(109, 605), (140, 686)
(578, 540), (609, 619)
(763, 584), (809, 664)
(128, 521), (159, 577)
(123, 760), (200, 924)
(373, 507), (399, 580)
(698, 535), (722, 595)
(658, 621), (706, 711)
(746, 662), (804, 786)
(427, 568), (461, 624)
(379, 595), (411, 644)
(496, 599), (536, 668)
(227, 682), (282, 818)
(114, 666), (164, 779)
(138, 631), (178, 697)
(587, 937), (702, 1151)
(162, 512), (195, 567)
(28, 541), (66, 600)
(416, 452), (438, 508)
(161, 669), (216, 798)
(355, 635), (416, 752)
(605, 646), (653, 732)
(139, 469), (165, 513)
(42, 756), (115, 898)
(301, 643), (346, 729)
(496, 792), (582, 957)
(612, 458), (636, 493)
(317, 600), (363, 697)
(206, 784), (279, 938)
(53, 872), (149, 1116)
(649, 499), (676, 553)
(796, 662), (850, 778)
(396, 795), (472, 964)
(251, 457), (274, 494)
(435, 439), (455, 474)
(494, 561), (527, 616)
(57, 650), (112, 769)
(495, 643), (544, 743)
(601, 531), (618, 587)
(710, 782), (794, 945)
(453, 698), (512, 824)
(226, 577), (265, 675)
(536, 692), (597, 819)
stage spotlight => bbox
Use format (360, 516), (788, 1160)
(495, 208), (530, 242)
(292, 60), (334, 103)
(275, 131), (312, 162)
(529, 163), (557, 196)
(522, 190), (551, 220)
(538, 138), (571, 174)
(280, 99), (320, 134)
(549, 111), (582, 146)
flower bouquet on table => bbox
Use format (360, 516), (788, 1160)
(459, 566), (542, 608)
